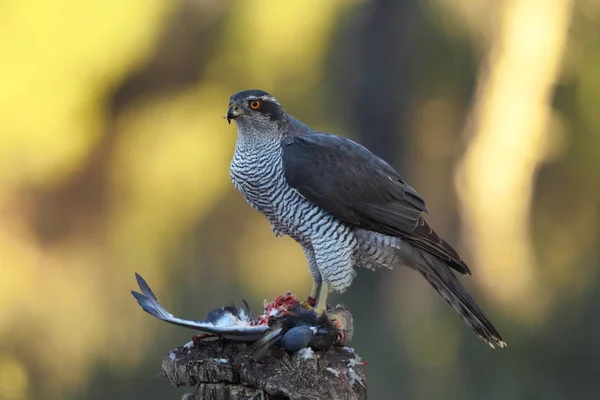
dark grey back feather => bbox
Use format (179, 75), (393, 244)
(281, 132), (470, 275)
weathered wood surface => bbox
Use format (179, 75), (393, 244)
(163, 339), (368, 400)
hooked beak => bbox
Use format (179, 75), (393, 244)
(225, 102), (244, 124)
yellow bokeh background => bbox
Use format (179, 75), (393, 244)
(1, 0), (599, 399)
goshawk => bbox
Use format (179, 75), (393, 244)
(226, 90), (505, 348)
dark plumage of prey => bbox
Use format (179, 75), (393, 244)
(253, 305), (338, 358)
(226, 89), (505, 348)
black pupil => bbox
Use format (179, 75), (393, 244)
(252, 101), (259, 108)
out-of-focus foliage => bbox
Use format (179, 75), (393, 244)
(0, 0), (598, 399)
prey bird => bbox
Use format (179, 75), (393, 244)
(253, 304), (338, 358)
(131, 273), (353, 354)
(226, 90), (505, 348)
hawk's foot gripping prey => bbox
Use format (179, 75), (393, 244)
(226, 89), (506, 348)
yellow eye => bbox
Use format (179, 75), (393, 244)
(249, 100), (262, 110)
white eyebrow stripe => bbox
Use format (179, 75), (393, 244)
(248, 95), (280, 105)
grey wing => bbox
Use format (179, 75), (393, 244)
(281, 133), (471, 275)
(131, 273), (267, 341)
(252, 322), (285, 359)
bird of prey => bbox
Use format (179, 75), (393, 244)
(226, 89), (505, 348)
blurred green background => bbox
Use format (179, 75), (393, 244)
(1, 0), (599, 399)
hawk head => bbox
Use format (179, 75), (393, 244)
(226, 89), (286, 128)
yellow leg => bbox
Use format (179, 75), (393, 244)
(315, 282), (331, 314)
(310, 282), (321, 299)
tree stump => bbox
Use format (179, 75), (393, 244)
(162, 339), (368, 400)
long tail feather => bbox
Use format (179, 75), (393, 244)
(414, 250), (506, 348)
(132, 273), (173, 321)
